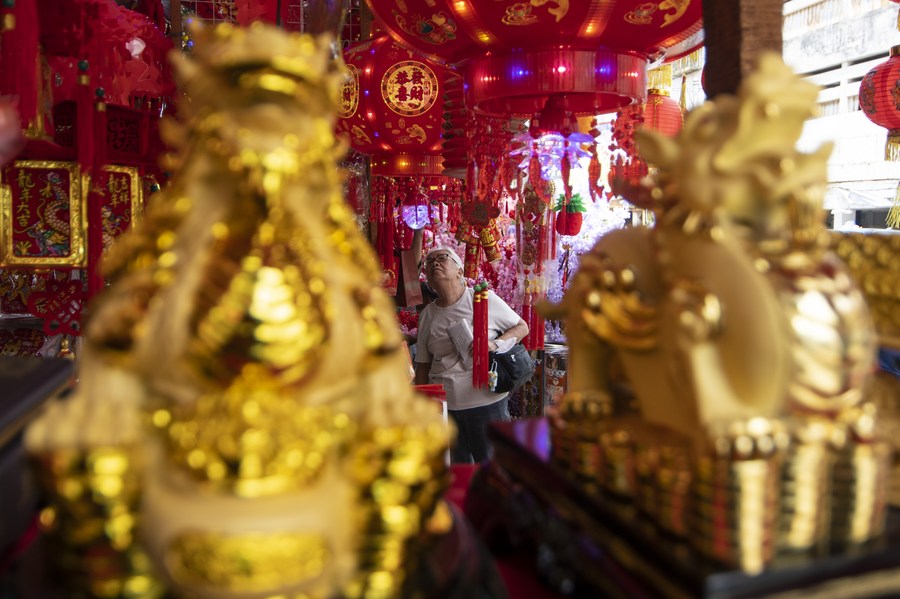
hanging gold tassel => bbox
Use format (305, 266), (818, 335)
(887, 181), (900, 229)
(680, 75), (687, 113)
(669, 48), (704, 75)
(886, 130), (900, 161)
(647, 64), (673, 93)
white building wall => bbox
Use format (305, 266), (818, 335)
(787, 1), (900, 221)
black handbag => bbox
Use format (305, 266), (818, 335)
(488, 343), (536, 393)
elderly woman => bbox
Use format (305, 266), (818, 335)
(414, 247), (529, 463)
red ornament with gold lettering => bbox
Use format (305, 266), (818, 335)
(339, 34), (451, 177)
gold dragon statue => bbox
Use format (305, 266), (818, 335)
(25, 22), (448, 599)
(544, 53), (891, 572)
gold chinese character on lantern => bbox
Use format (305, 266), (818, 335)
(338, 64), (359, 118)
(380, 61), (438, 117)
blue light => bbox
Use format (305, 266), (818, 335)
(364, 89), (369, 96)
(508, 64), (527, 79)
(374, 131), (380, 137)
(597, 63), (611, 77)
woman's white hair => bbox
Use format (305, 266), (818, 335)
(423, 247), (464, 270)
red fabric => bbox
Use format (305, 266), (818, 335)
(0, 0), (40, 124)
(234, 0), (280, 26)
(135, 0), (167, 31)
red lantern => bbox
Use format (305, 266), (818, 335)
(859, 45), (900, 161)
(366, 0), (703, 118)
(338, 34), (451, 176)
(644, 89), (684, 137)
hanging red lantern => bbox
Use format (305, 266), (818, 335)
(367, 0), (703, 118)
(859, 46), (900, 161)
(644, 89), (684, 137)
(338, 34), (451, 176)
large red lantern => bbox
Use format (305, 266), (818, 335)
(338, 34), (451, 176)
(859, 46), (900, 161)
(366, 0), (703, 118)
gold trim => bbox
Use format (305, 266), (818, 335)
(0, 160), (85, 267)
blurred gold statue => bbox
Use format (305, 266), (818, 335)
(545, 54), (890, 571)
(27, 22), (448, 599)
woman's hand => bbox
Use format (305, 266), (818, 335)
(469, 340), (499, 354)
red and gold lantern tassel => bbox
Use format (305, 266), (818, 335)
(561, 145), (572, 201)
(888, 182), (900, 229)
(472, 283), (489, 388)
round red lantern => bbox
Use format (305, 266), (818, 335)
(644, 88), (684, 137)
(338, 34), (451, 176)
(859, 45), (900, 161)
(366, 0), (703, 118)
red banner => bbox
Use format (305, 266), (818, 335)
(1, 161), (84, 267)
(100, 165), (143, 251)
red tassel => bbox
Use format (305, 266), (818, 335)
(76, 66), (95, 175)
(561, 145), (572, 201)
(472, 283), (489, 388)
(86, 94), (108, 299)
(0, 0), (40, 126)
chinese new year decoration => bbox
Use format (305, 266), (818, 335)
(339, 33), (462, 297)
(859, 45), (900, 226)
(0, 0), (173, 355)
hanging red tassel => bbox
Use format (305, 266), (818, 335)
(561, 143), (572, 201)
(76, 62), (95, 175)
(0, 0), (40, 127)
(86, 90), (108, 300)
(472, 282), (489, 388)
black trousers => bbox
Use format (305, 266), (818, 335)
(448, 396), (510, 464)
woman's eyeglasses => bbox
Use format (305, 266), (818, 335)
(423, 254), (451, 267)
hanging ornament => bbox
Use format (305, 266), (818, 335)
(859, 43), (900, 227)
(859, 45), (900, 162)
